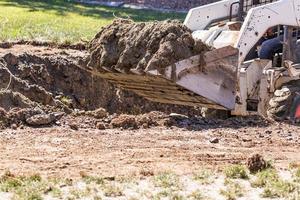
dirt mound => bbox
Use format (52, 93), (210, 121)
(246, 153), (268, 173)
(0, 44), (204, 129)
(88, 19), (210, 73)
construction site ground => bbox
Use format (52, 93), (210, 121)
(1, 115), (300, 199)
(0, 44), (300, 199)
(1, 116), (300, 178)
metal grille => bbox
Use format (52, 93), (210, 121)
(243, 0), (277, 12)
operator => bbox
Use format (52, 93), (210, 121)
(245, 27), (283, 61)
(258, 28), (283, 60)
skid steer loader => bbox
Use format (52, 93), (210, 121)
(92, 0), (300, 121)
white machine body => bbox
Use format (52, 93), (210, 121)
(182, 0), (300, 116)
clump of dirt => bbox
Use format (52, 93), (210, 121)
(85, 108), (108, 119)
(109, 111), (175, 129)
(246, 153), (268, 173)
(88, 19), (210, 73)
(110, 114), (138, 129)
(136, 111), (166, 128)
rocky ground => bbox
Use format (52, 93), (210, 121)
(0, 43), (300, 200)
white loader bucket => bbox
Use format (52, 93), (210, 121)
(90, 46), (238, 110)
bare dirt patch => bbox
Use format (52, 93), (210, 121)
(0, 120), (299, 178)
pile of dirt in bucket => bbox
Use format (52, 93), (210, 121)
(87, 19), (210, 73)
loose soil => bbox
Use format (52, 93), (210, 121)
(87, 19), (210, 73)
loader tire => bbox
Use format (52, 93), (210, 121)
(267, 80), (300, 121)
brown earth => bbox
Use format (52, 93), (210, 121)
(88, 19), (210, 73)
(0, 115), (299, 178)
(0, 43), (299, 180)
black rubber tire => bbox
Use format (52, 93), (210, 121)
(267, 80), (300, 121)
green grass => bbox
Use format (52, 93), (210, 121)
(220, 180), (244, 200)
(0, 172), (48, 200)
(193, 169), (214, 184)
(224, 165), (249, 179)
(251, 168), (279, 188)
(295, 168), (300, 180)
(0, 0), (185, 43)
(103, 183), (123, 197)
(251, 168), (297, 198)
(262, 180), (295, 198)
(81, 174), (104, 185)
(153, 189), (184, 200)
(153, 172), (181, 189)
(188, 190), (206, 200)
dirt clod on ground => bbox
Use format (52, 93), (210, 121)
(25, 113), (57, 126)
(246, 153), (268, 173)
(110, 114), (138, 129)
(88, 19), (210, 73)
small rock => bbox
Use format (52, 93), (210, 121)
(91, 108), (108, 119)
(96, 122), (106, 130)
(4, 53), (18, 65)
(242, 138), (252, 142)
(69, 123), (78, 130)
(246, 153), (267, 173)
(0, 107), (7, 119)
(26, 113), (55, 126)
(53, 112), (65, 120)
(140, 168), (154, 176)
(0, 42), (13, 49)
(11, 123), (17, 130)
(265, 130), (272, 134)
(169, 113), (188, 120)
(209, 137), (219, 143)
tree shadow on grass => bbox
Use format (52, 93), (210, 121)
(0, 0), (186, 21)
